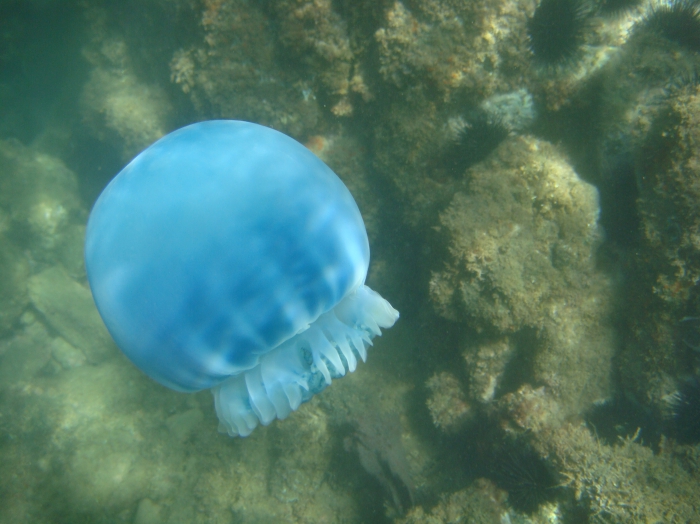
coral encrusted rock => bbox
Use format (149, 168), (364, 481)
(431, 136), (615, 422)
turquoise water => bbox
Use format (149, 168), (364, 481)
(1, 1), (700, 523)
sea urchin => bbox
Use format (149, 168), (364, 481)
(640, 0), (700, 53)
(670, 377), (700, 444)
(491, 437), (560, 514)
(528, 0), (592, 66)
(442, 110), (509, 176)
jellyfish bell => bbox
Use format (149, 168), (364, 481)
(84, 120), (398, 436)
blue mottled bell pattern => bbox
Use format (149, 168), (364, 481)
(84, 120), (399, 436)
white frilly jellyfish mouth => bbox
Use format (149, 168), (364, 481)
(84, 120), (399, 437)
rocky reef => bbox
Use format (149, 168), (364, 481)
(2, 0), (700, 523)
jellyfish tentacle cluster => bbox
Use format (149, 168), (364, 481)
(214, 285), (398, 436)
(84, 120), (398, 437)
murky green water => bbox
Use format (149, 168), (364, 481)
(1, 1), (700, 523)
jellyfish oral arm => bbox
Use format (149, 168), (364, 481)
(213, 285), (398, 437)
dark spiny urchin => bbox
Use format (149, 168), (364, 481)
(640, 0), (700, 53)
(441, 110), (509, 177)
(528, 0), (593, 66)
(490, 437), (561, 514)
(598, 0), (643, 15)
(669, 377), (700, 444)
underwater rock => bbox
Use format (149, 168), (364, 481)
(463, 337), (516, 403)
(614, 84), (700, 412)
(591, 3), (700, 185)
(28, 265), (116, 364)
(375, 0), (531, 99)
(81, 35), (173, 161)
(272, 0), (364, 116)
(1, 348), (357, 524)
(54, 223), (88, 281)
(269, 400), (330, 503)
(0, 311), (52, 386)
(50, 336), (87, 370)
(0, 239), (29, 339)
(396, 478), (508, 524)
(265, 398), (363, 524)
(170, 0), (321, 138)
(545, 2), (700, 424)
(85, 120), (398, 437)
(174, 0), (374, 127)
(0, 139), (84, 262)
(430, 136), (601, 330)
(425, 372), (472, 432)
(636, 85), (700, 310)
(133, 498), (163, 524)
(498, 384), (564, 435)
(371, 0), (538, 227)
(372, 95), (453, 227)
(47, 361), (171, 517)
(431, 136), (615, 422)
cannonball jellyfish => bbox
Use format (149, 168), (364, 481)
(85, 120), (399, 437)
